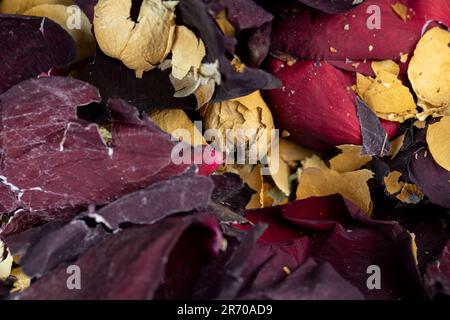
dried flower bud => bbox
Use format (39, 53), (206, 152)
(94, 0), (177, 78)
(203, 91), (274, 154)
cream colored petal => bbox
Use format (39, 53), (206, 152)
(426, 116), (450, 171)
(408, 28), (450, 115)
(171, 26), (206, 80)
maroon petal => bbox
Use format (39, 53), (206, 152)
(0, 15), (76, 94)
(271, 0), (450, 67)
(265, 58), (399, 150)
(424, 241), (450, 298)
(0, 77), (191, 234)
(16, 215), (222, 300)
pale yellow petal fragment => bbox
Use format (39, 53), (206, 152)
(329, 145), (372, 173)
(296, 156), (373, 214)
(371, 60), (400, 77)
(408, 27), (450, 118)
(384, 170), (403, 195)
(171, 26), (206, 80)
(149, 109), (206, 146)
(215, 10), (235, 37)
(426, 116), (450, 171)
(0, 241), (13, 280)
(279, 138), (315, 163)
(391, 2), (409, 21)
(10, 268), (31, 293)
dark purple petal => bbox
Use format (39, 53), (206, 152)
(424, 241), (450, 298)
(0, 15), (76, 94)
(16, 215), (222, 300)
(409, 149), (450, 208)
(0, 77), (191, 234)
(79, 50), (197, 111)
(224, 0), (273, 31)
(241, 258), (365, 300)
(357, 97), (391, 157)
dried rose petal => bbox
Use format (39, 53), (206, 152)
(0, 14), (76, 94)
(265, 58), (399, 150)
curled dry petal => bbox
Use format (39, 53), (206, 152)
(203, 90), (274, 153)
(408, 27), (450, 120)
(94, 0), (177, 78)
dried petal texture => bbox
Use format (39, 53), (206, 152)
(0, 15), (76, 94)
(426, 116), (450, 172)
(244, 196), (423, 300)
(149, 109), (206, 146)
(171, 26), (206, 80)
(6, 173), (214, 278)
(409, 149), (450, 208)
(329, 145), (372, 173)
(271, 0), (450, 71)
(0, 241), (13, 279)
(203, 90), (274, 152)
(384, 171), (423, 204)
(408, 27), (450, 119)
(16, 215), (222, 299)
(24, 4), (95, 61)
(266, 59), (399, 150)
(94, 0), (177, 78)
(0, 77), (190, 234)
(425, 241), (450, 297)
(0, 0), (74, 14)
(356, 70), (417, 122)
(356, 97), (392, 156)
(297, 156), (373, 214)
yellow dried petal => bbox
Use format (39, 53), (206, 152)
(215, 10), (235, 37)
(371, 60), (400, 77)
(171, 26), (206, 80)
(279, 138), (315, 163)
(389, 133), (406, 158)
(194, 79), (216, 107)
(356, 73), (373, 96)
(329, 145), (372, 173)
(408, 27), (450, 116)
(358, 70), (417, 122)
(384, 170), (424, 203)
(296, 156), (373, 214)
(94, 0), (177, 78)
(268, 152), (291, 196)
(24, 4), (95, 61)
(0, 241), (13, 280)
(384, 170), (403, 195)
(149, 109), (206, 146)
(426, 116), (450, 171)
(203, 91), (274, 152)
(10, 268), (31, 293)
(397, 183), (424, 204)
(391, 2), (409, 21)
(0, 0), (73, 14)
